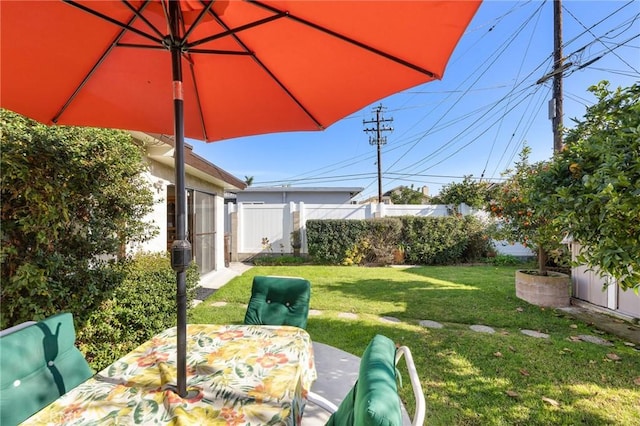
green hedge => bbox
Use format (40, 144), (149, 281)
(401, 216), (467, 264)
(75, 252), (199, 371)
(306, 219), (369, 264)
(307, 216), (493, 265)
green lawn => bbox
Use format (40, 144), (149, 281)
(189, 265), (640, 425)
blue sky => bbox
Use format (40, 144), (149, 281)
(190, 0), (639, 201)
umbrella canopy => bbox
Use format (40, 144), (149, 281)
(1, 0), (481, 397)
(1, 0), (480, 142)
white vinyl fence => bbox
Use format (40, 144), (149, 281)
(225, 202), (531, 259)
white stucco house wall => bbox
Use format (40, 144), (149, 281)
(130, 132), (245, 276)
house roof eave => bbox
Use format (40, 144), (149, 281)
(132, 132), (246, 191)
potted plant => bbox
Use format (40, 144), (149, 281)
(489, 147), (571, 307)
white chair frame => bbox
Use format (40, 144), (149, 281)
(0, 321), (36, 338)
(307, 345), (425, 426)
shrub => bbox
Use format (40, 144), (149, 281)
(0, 257), (123, 329)
(490, 254), (521, 266)
(462, 215), (496, 262)
(307, 216), (494, 266)
(76, 252), (199, 370)
(342, 238), (372, 266)
(400, 216), (469, 265)
(0, 109), (156, 328)
(366, 218), (403, 265)
(307, 218), (403, 265)
(306, 219), (368, 264)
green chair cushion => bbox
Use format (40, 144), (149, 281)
(0, 312), (94, 426)
(326, 334), (402, 426)
(244, 276), (311, 329)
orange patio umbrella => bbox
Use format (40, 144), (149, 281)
(1, 0), (481, 396)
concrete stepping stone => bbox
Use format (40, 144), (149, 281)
(578, 334), (613, 346)
(419, 320), (444, 329)
(521, 329), (550, 339)
(470, 325), (495, 334)
(210, 301), (227, 307)
(338, 312), (358, 320)
(309, 309), (323, 316)
(379, 316), (401, 324)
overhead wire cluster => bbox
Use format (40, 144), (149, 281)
(254, 1), (639, 200)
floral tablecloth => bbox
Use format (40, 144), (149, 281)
(23, 324), (317, 425)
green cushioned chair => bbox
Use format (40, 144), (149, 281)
(243, 275), (311, 329)
(308, 334), (426, 426)
(0, 312), (94, 426)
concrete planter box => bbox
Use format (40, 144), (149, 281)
(515, 270), (571, 308)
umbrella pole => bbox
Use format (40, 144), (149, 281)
(168, 1), (191, 399)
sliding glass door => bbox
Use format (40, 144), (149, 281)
(193, 191), (216, 274)
(167, 186), (216, 275)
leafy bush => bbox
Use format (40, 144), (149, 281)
(307, 218), (404, 265)
(435, 175), (494, 209)
(0, 109), (156, 327)
(76, 252), (199, 370)
(307, 216), (493, 266)
(342, 238), (372, 266)
(490, 254), (521, 266)
(401, 216), (469, 265)
(1, 258), (123, 328)
(366, 218), (403, 265)
(462, 215), (496, 262)
(306, 219), (368, 264)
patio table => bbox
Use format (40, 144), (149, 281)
(22, 324), (317, 425)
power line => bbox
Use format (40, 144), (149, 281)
(563, 4), (640, 74)
(383, 1), (547, 176)
(255, 2), (637, 197)
(481, 2), (544, 180)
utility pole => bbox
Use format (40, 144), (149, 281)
(536, 0), (565, 153)
(552, 0), (563, 152)
(363, 104), (393, 203)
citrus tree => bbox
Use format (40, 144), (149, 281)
(488, 147), (565, 275)
(540, 82), (639, 289)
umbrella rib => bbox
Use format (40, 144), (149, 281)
(185, 13), (287, 49)
(181, 1), (215, 43)
(113, 43), (250, 56)
(203, 10), (324, 129)
(251, 0), (438, 78)
(121, 0), (165, 40)
(64, 0), (164, 46)
(53, 1), (155, 124)
(187, 49), (253, 55)
(186, 58), (208, 141)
